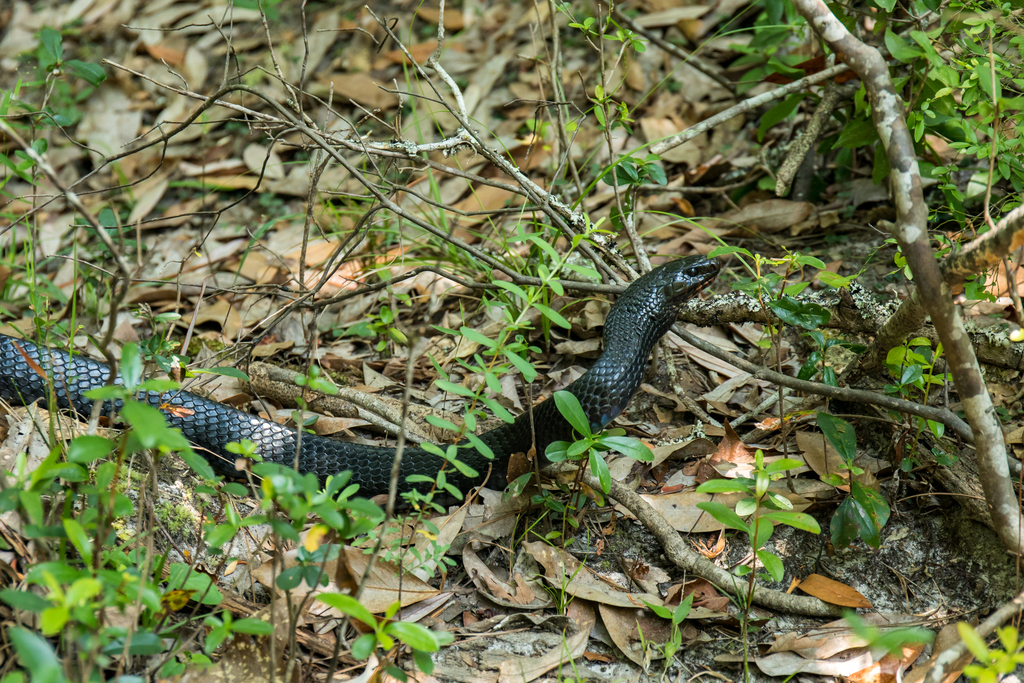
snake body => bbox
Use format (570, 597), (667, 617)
(0, 256), (719, 497)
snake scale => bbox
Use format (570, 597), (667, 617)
(0, 256), (719, 497)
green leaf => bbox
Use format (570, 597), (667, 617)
(317, 593), (377, 628)
(957, 622), (990, 662)
(695, 501), (749, 533)
(553, 391), (590, 436)
(831, 481), (890, 549)
(413, 648), (435, 674)
(589, 449), (611, 494)
(120, 401), (168, 448)
(190, 366), (249, 381)
(66, 60), (106, 85)
(835, 117), (879, 150)
(63, 518), (93, 565)
(387, 621), (451, 652)
(534, 303), (571, 329)
(65, 577), (102, 607)
(975, 62), (1002, 101)
(38, 28), (63, 66)
(0, 589), (49, 613)
(643, 600), (673, 619)
(167, 563), (222, 605)
(503, 350), (537, 383)
(351, 632), (377, 660)
(816, 413), (856, 462)
(545, 441), (570, 462)
(492, 280), (529, 301)
(67, 435), (114, 464)
(816, 270), (856, 288)
(40, 606), (69, 635)
(232, 618), (274, 635)
(435, 380), (475, 398)
(479, 396), (514, 424)
(757, 550), (785, 582)
(526, 233), (561, 263)
(459, 326), (497, 349)
(884, 29), (923, 63)
(465, 433), (494, 460)
(424, 415), (461, 433)
(176, 447), (217, 481)
(9, 626), (65, 683)
(696, 478), (750, 494)
(708, 245), (753, 259)
(758, 94), (804, 142)
(600, 436), (653, 462)
(763, 510), (821, 533)
(768, 296), (831, 330)
(120, 343), (143, 389)
(764, 458), (803, 474)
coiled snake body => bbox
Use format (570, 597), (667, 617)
(0, 257), (719, 497)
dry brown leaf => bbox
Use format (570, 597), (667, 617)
(716, 648), (880, 677)
(524, 541), (663, 608)
(710, 421), (755, 465)
(416, 6), (466, 31)
(599, 603), (675, 666)
(636, 6), (709, 27)
(700, 199), (816, 236)
(321, 73), (399, 109)
(793, 573), (871, 608)
(848, 644), (926, 683)
(496, 601), (595, 683)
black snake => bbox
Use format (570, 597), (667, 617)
(0, 256), (719, 497)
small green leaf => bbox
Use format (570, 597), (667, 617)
(816, 413), (856, 462)
(763, 510), (821, 533)
(534, 303), (571, 330)
(764, 458), (803, 474)
(696, 478), (750, 494)
(589, 449), (611, 494)
(176, 447), (217, 481)
(436, 379), (475, 398)
(503, 350), (537, 383)
(768, 296), (831, 330)
(459, 326), (497, 349)
(387, 621), (452, 652)
(38, 28), (63, 66)
(63, 518), (93, 565)
(643, 600), (673, 619)
(695, 501), (749, 533)
(757, 550), (785, 582)
(957, 622), (990, 662)
(67, 435), (114, 464)
(600, 436), (653, 462)
(0, 589), (49, 613)
(232, 618), (274, 635)
(191, 366), (249, 381)
(318, 593), (376, 628)
(66, 59), (106, 85)
(553, 391), (590, 436)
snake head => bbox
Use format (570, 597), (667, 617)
(659, 255), (721, 312)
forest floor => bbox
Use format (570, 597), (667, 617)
(0, 0), (1023, 681)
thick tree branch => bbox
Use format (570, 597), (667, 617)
(790, 0), (1023, 555)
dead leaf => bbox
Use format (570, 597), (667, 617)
(793, 574), (871, 608)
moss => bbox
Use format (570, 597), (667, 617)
(157, 502), (197, 538)
(186, 337), (226, 358)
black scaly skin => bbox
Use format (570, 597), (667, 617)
(0, 256), (719, 497)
